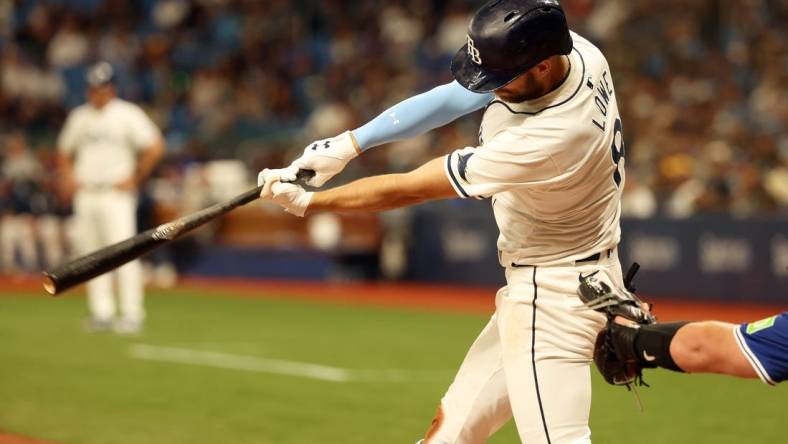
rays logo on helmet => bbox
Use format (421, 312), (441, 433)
(467, 35), (483, 65)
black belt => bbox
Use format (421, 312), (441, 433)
(511, 248), (613, 268)
(575, 248), (613, 264)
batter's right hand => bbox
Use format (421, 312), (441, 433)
(259, 171), (313, 217)
(257, 167), (299, 187)
(290, 131), (361, 187)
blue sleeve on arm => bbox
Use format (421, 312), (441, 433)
(352, 81), (494, 151)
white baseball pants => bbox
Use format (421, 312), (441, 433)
(74, 189), (144, 323)
(424, 253), (622, 444)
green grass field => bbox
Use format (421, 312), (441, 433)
(0, 287), (784, 443)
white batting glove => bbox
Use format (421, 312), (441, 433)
(259, 171), (313, 217)
(257, 167), (299, 187)
(290, 131), (361, 187)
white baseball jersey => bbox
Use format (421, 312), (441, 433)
(58, 98), (161, 187)
(445, 32), (625, 267)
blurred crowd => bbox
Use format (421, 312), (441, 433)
(0, 0), (786, 273)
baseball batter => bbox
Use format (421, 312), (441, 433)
(262, 1), (625, 442)
(57, 62), (165, 334)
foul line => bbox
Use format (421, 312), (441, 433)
(129, 344), (449, 383)
(129, 344), (351, 382)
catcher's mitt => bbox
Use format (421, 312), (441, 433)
(577, 264), (655, 387)
(592, 322), (650, 386)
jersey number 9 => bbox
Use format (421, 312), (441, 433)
(610, 117), (625, 188)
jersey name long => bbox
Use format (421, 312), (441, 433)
(445, 32), (625, 267)
(58, 98), (161, 187)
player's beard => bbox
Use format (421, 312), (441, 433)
(495, 70), (544, 103)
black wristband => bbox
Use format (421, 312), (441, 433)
(633, 322), (690, 372)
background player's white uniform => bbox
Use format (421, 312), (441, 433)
(58, 98), (161, 327)
(428, 33), (625, 444)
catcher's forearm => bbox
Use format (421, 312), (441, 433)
(307, 157), (455, 215)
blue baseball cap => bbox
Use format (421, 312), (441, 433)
(86, 61), (116, 87)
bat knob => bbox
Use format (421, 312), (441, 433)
(296, 169), (316, 182)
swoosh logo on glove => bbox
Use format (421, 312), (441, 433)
(642, 350), (657, 362)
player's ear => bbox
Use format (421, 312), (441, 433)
(532, 59), (552, 79)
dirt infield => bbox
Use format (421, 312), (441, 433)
(180, 276), (786, 324)
(0, 433), (60, 444)
(1, 275), (784, 324)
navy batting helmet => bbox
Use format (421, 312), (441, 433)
(452, 0), (573, 93)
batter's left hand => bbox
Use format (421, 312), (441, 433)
(259, 169), (313, 217)
(290, 131), (361, 187)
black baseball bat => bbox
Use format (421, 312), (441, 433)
(43, 169), (314, 295)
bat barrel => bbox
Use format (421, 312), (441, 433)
(42, 228), (164, 296)
(42, 258), (119, 295)
(41, 169), (314, 296)
(40, 188), (253, 295)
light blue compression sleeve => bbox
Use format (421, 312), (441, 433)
(351, 81), (494, 151)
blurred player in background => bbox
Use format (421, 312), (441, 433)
(263, 1), (632, 442)
(57, 62), (165, 334)
(32, 146), (71, 271)
(0, 132), (41, 274)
